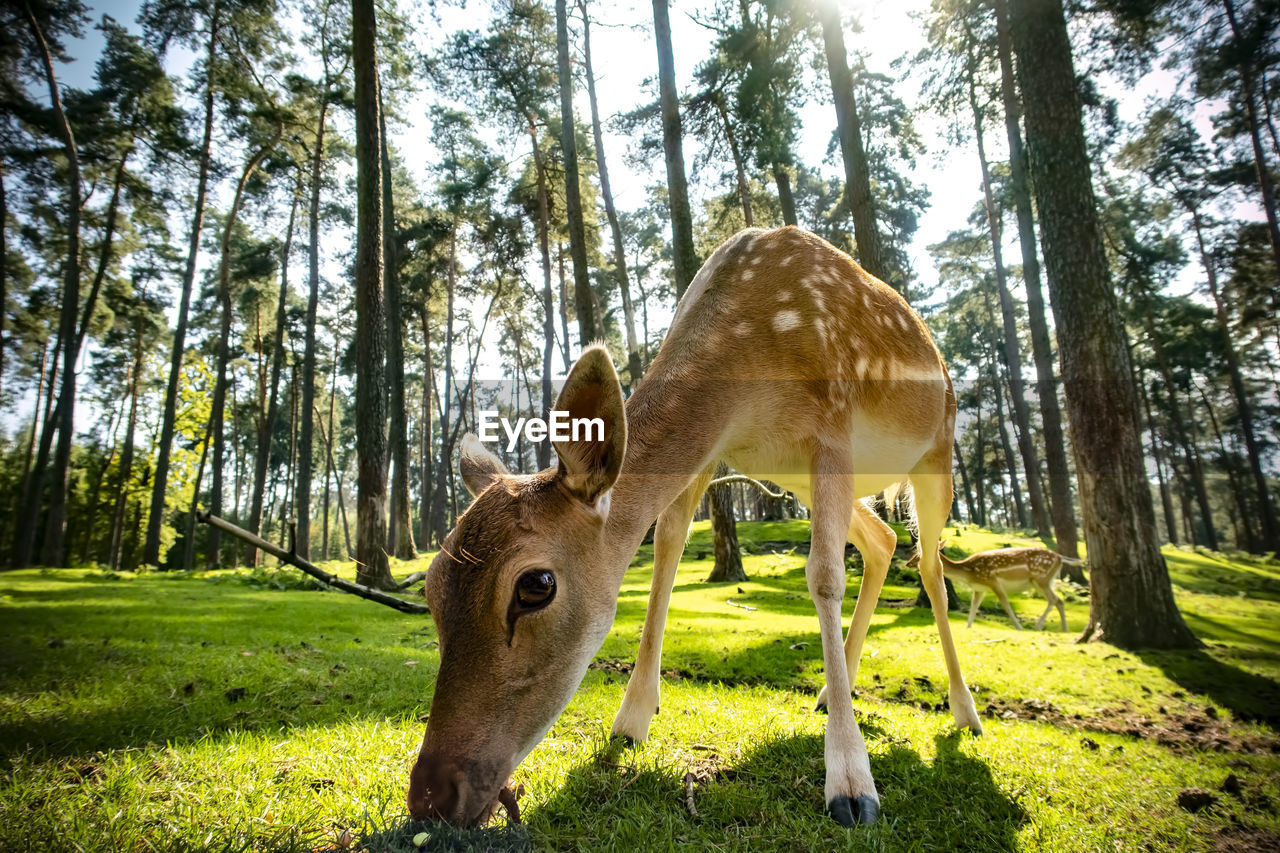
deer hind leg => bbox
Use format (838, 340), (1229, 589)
(967, 589), (986, 628)
(808, 455), (879, 825)
(611, 470), (711, 743)
(1035, 577), (1067, 631)
(908, 468), (982, 734)
(814, 495), (896, 713)
(990, 579), (1023, 630)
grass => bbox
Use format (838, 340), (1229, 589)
(1, 520), (1278, 852)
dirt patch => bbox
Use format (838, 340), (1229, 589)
(979, 696), (1280, 755)
(1208, 826), (1280, 853)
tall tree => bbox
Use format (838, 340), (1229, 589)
(992, 0), (1078, 561)
(1009, 0), (1197, 647)
(555, 0), (596, 346)
(12, 0), (85, 568)
(652, 0), (698, 298)
(578, 0), (643, 384)
(351, 0), (394, 588)
(813, 0), (887, 283)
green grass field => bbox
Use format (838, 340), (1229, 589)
(2, 520), (1277, 852)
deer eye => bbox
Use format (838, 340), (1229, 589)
(515, 570), (556, 610)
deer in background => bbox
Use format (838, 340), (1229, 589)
(911, 544), (1081, 631)
(408, 227), (982, 829)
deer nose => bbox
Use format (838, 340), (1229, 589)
(407, 752), (462, 822)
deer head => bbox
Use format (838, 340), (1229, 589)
(408, 346), (628, 827)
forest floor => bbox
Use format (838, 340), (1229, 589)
(1, 520), (1278, 852)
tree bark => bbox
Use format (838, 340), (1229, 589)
(1010, 0), (1198, 648)
(296, 99), (328, 562)
(706, 464), (746, 582)
(993, 0), (1078, 557)
(419, 309), (434, 547)
(18, 1), (81, 568)
(382, 104), (416, 560)
(714, 93), (754, 228)
(556, 0), (597, 345)
(580, 0), (643, 385)
(352, 0), (394, 589)
(109, 327), (145, 571)
(652, 0), (698, 298)
(146, 8), (220, 567)
(774, 164), (797, 227)
(815, 0), (887, 284)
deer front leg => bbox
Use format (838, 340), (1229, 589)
(990, 580), (1023, 630)
(808, 461), (879, 826)
(966, 589), (985, 628)
(815, 498), (895, 712)
(611, 472), (710, 744)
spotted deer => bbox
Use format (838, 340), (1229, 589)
(911, 545), (1079, 631)
(408, 226), (982, 829)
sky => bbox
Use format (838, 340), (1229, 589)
(30, 0), (1212, 434)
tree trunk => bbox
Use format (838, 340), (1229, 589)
(247, 192), (297, 566)
(557, 0), (597, 345)
(815, 0), (887, 284)
(382, 104), (416, 560)
(352, 0), (394, 589)
(1139, 370), (1179, 546)
(109, 328), (145, 571)
(182, 410), (214, 572)
(0, 161), (7, 403)
(580, 0), (643, 385)
(988, 343), (1028, 528)
(419, 310), (434, 547)
(652, 0), (698, 298)
(993, 0), (1078, 557)
(967, 57), (1050, 536)
(533, 129), (556, 470)
(1010, 0), (1198, 648)
(296, 100), (328, 562)
(557, 244), (572, 369)
(706, 464), (746, 582)
(774, 163), (797, 227)
(146, 9), (220, 567)
(954, 439), (976, 524)
(18, 2), (80, 568)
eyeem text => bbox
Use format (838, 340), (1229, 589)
(476, 410), (604, 452)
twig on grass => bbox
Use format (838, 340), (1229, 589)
(197, 512), (430, 615)
(683, 772), (699, 818)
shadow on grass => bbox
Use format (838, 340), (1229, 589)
(357, 819), (530, 853)
(1132, 646), (1280, 727)
(520, 728), (1024, 851)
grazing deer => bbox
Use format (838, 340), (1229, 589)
(408, 227), (982, 829)
(911, 545), (1079, 631)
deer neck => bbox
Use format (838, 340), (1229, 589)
(602, 372), (732, 578)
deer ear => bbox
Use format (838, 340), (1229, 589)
(459, 433), (509, 497)
(551, 345), (627, 507)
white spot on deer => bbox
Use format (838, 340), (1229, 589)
(773, 309), (802, 332)
(777, 289), (791, 303)
(741, 268), (755, 282)
(854, 356), (869, 378)
(734, 321), (752, 336)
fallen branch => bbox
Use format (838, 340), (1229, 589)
(396, 570), (428, 590)
(706, 474), (787, 499)
(197, 512), (430, 615)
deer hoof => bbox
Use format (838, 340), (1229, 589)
(826, 794), (880, 826)
(609, 733), (638, 748)
(814, 699), (828, 714)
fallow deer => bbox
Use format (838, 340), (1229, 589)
(408, 226), (982, 829)
(911, 544), (1079, 631)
